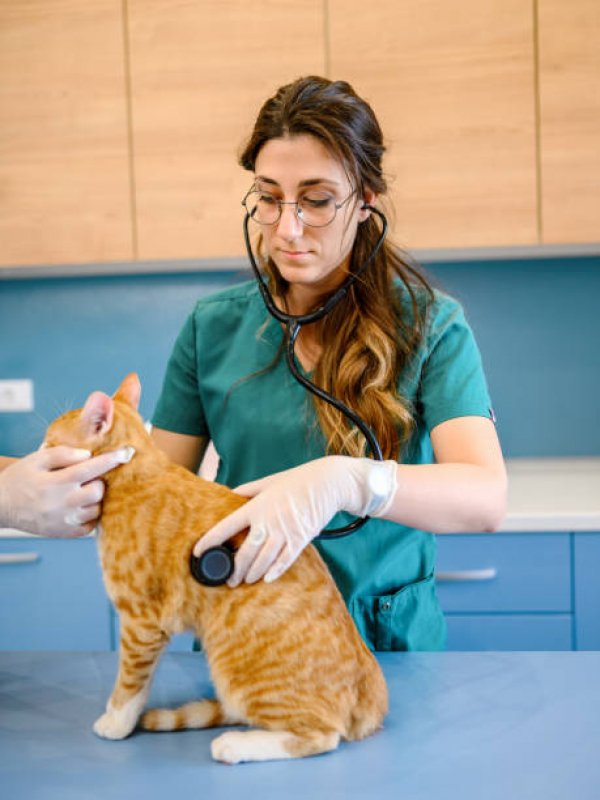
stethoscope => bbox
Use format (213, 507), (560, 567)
(190, 204), (388, 586)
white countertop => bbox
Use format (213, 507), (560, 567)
(1, 457), (599, 538)
(499, 457), (600, 532)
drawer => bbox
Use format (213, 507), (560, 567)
(0, 538), (111, 651)
(445, 613), (573, 651)
(435, 533), (571, 613)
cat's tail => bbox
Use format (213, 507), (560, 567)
(140, 699), (240, 731)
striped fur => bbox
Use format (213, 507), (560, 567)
(45, 374), (388, 763)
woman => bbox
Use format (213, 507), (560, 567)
(151, 76), (507, 651)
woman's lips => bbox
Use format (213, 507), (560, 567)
(279, 249), (310, 260)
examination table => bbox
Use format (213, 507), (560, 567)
(1, 651), (599, 799)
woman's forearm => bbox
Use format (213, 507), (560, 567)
(382, 462), (508, 534)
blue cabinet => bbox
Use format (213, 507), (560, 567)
(3, 531), (599, 652)
(0, 537), (111, 650)
(0, 536), (195, 652)
(435, 533), (574, 651)
(574, 533), (600, 650)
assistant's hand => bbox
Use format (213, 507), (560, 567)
(193, 456), (397, 587)
(0, 446), (133, 537)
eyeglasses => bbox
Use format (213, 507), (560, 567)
(241, 187), (356, 228)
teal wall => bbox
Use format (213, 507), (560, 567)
(1, 256), (599, 460)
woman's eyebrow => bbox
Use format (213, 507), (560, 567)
(255, 176), (341, 188)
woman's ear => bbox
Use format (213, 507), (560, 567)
(358, 188), (379, 222)
(81, 392), (114, 437)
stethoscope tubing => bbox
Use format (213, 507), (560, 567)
(243, 205), (388, 539)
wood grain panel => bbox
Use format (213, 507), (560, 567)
(538, 0), (600, 243)
(0, 1), (132, 267)
(329, 0), (538, 250)
(128, 0), (325, 260)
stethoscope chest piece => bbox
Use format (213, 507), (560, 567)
(190, 544), (235, 587)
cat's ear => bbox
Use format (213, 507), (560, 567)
(113, 373), (141, 411)
(80, 392), (114, 437)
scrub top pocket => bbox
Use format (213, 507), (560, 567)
(352, 573), (447, 651)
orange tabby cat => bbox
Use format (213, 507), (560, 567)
(44, 373), (388, 764)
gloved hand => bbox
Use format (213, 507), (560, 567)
(193, 455), (397, 586)
(0, 446), (133, 537)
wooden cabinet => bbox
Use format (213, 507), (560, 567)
(328, 0), (538, 250)
(0, 1), (132, 267)
(538, 0), (600, 244)
(127, 0), (325, 261)
(0, 1), (598, 270)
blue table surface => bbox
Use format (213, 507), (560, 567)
(1, 650), (599, 800)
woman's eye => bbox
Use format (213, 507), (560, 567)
(258, 194), (278, 205)
(302, 194), (333, 209)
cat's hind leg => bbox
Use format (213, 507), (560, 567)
(211, 729), (341, 764)
(140, 699), (242, 731)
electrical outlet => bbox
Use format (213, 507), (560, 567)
(0, 380), (34, 412)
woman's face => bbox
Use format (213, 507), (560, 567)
(252, 134), (375, 300)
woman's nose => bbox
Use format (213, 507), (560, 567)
(276, 203), (304, 239)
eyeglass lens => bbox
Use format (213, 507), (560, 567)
(245, 191), (339, 228)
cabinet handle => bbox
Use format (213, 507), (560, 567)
(435, 568), (497, 582)
(0, 552), (40, 565)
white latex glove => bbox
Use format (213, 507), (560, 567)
(193, 455), (397, 586)
(0, 446), (133, 537)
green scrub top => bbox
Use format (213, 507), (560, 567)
(152, 280), (494, 651)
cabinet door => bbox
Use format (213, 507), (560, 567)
(435, 534), (571, 613)
(436, 533), (573, 651)
(0, 1), (132, 268)
(0, 538), (111, 651)
(128, 0), (325, 261)
(329, 0), (537, 249)
(538, 0), (600, 243)
(574, 533), (600, 650)
(445, 614), (572, 651)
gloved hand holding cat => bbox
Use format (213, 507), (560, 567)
(193, 455), (398, 586)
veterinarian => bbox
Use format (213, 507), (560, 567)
(150, 76), (507, 651)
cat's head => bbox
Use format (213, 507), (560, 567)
(45, 373), (148, 456)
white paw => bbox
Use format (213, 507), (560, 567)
(210, 730), (294, 764)
(211, 731), (245, 764)
(93, 710), (135, 740)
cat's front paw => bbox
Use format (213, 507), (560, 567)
(93, 710), (136, 740)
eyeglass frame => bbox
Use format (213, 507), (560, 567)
(241, 186), (358, 228)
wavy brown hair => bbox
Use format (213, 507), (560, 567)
(239, 76), (434, 459)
